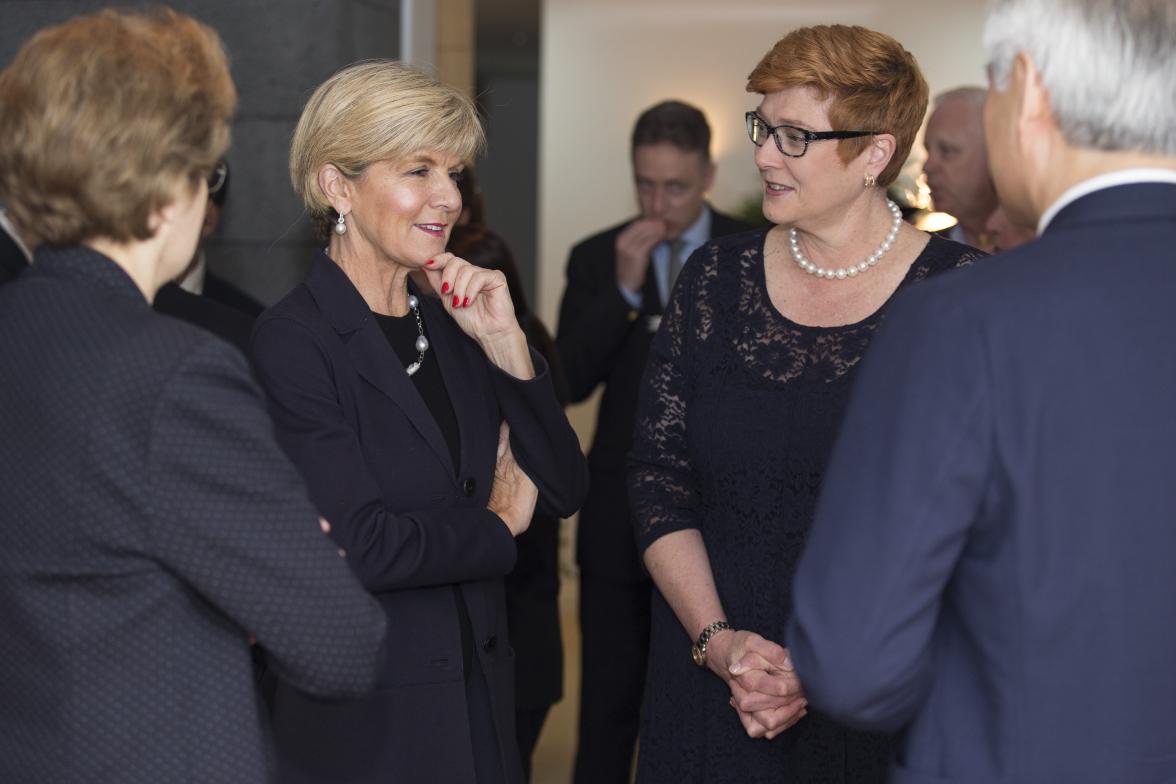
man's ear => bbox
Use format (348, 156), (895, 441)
(703, 161), (717, 194)
(1015, 51), (1055, 137)
(1011, 51), (1063, 186)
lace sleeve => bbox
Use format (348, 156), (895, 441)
(628, 244), (714, 554)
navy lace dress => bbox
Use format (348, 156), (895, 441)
(629, 229), (982, 783)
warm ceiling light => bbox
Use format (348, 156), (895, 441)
(911, 210), (958, 233)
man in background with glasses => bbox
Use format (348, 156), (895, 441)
(154, 159), (261, 350)
(556, 100), (749, 784)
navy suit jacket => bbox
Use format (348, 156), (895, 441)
(153, 281), (255, 351)
(251, 253), (587, 783)
(788, 182), (1176, 783)
(0, 247), (386, 783)
(556, 207), (750, 580)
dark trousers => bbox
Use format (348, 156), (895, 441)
(468, 662), (506, 784)
(515, 705), (551, 783)
(573, 574), (651, 784)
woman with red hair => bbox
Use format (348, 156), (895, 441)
(629, 25), (983, 782)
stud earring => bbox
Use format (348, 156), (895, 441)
(334, 212), (347, 236)
(863, 172), (877, 188)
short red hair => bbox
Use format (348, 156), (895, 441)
(747, 25), (927, 186)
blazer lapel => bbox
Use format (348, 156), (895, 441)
(304, 255), (457, 479)
(641, 258), (664, 317)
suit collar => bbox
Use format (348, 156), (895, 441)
(304, 251), (371, 334)
(641, 262), (663, 316)
(638, 205), (732, 316)
(1044, 181), (1176, 235)
(30, 245), (148, 305)
(303, 252), (459, 479)
(0, 209), (32, 265)
(676, 205), (712, 250)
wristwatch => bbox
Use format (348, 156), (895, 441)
(692, 620), (733, 667)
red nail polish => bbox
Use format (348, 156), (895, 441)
(452, 295), (459, 307)
(462, 297), (469, 307)
(426, 258), (434, 266)
(441, 282), (449, 294)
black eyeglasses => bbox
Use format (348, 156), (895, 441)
(206, 159), (229, 196)
(745, 111), (880, 158)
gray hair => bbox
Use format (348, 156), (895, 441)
(983, 0), (1176, 155)
(932, 86), (987, 113)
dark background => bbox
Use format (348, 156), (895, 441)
(0, 0), (543, 309)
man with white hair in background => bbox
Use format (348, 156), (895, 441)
(747, 0), (1176, 781)
(923, 86), (999, 250)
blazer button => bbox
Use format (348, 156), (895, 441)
(463, 477), (476, 496)
(482, 634), (497, 653)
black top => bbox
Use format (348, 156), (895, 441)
(628, 230), (984, 783)
(373, 304), (460, 470)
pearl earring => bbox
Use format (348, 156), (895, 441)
(334, 212), (347, 236)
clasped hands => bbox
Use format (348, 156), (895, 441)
(706, 629), (807, 739)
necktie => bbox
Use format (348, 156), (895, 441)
(664, 238), (687, 305)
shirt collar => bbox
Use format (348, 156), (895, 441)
(1038, 168), (1176, 234)
(0, 207), (34, 263)
(675, 205), (712, 252)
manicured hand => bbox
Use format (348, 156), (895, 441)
(425, 252), (518, 343)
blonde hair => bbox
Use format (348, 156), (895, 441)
(290, 60), (486, 240)
(747, 25), (928, 187)
(0, 7), (236, 246)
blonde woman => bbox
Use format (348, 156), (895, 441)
(252, 61), (587, 783)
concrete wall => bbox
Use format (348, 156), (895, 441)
(0, 0), (402, 305)
(472, 0), (542, 315)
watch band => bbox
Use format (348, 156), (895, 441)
(692, 620), (733, 667)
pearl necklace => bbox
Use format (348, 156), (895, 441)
(789, 199), (903, 280)
(405, 294), (429, 376)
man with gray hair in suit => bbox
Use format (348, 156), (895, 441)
(731, 1), (1176, 781)
(923, 86), (999, 250)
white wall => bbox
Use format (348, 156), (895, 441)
(536, 0), (990, 326)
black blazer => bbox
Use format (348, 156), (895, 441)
(0, 247), (386, 783)
(789, 183), (1176, 783)
(250, 253), (588, 783)
(153, 281), (255, 351)
(556, 207), (751, 580)
(204, 269), (266, 316)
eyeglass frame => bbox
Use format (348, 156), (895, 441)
(745, 111), (880, 158)
(206, 159), (229, 196)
